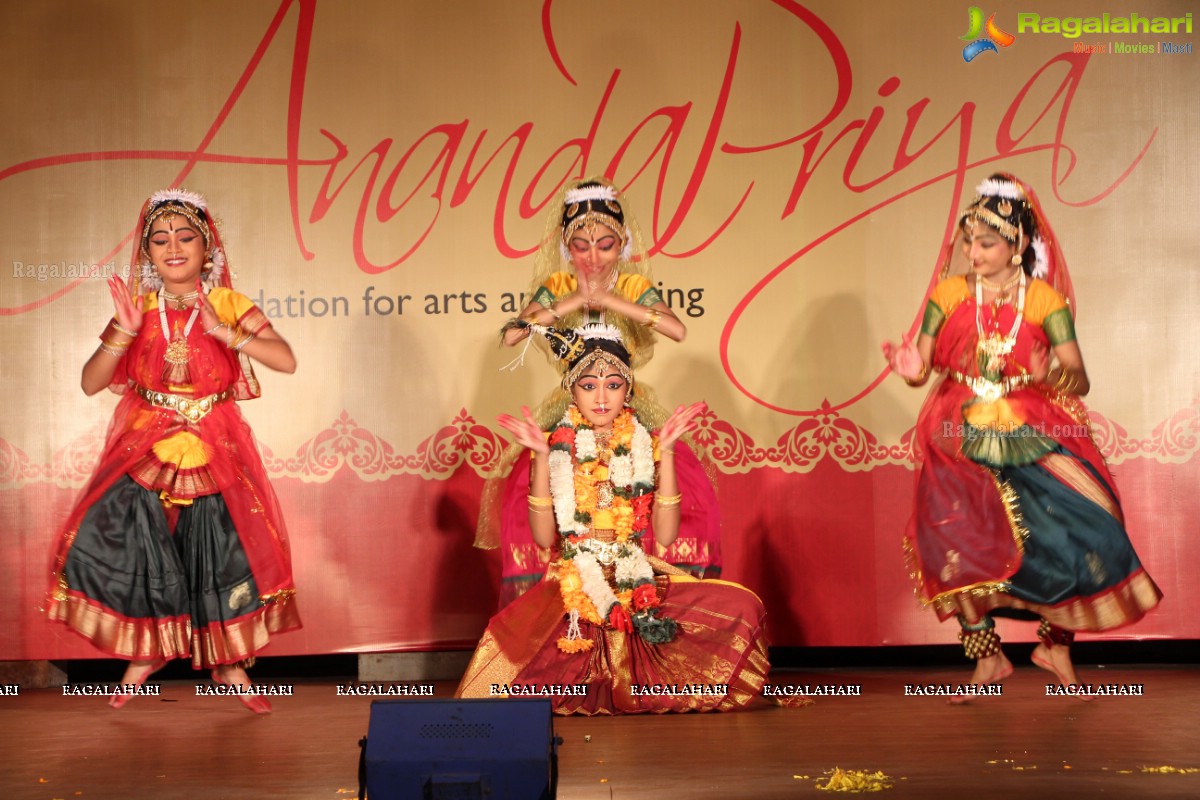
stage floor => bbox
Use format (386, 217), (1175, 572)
(2, 664), (1197, 800)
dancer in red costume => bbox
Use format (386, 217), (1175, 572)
(47, 189), (300, 713)
(479, 177), (722, 606)
(459, 324), (769, 714)
(883, 174), (1161, 694)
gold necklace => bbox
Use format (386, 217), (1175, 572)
(978, 272), (1021, 292)
(161, 289), (200, 311)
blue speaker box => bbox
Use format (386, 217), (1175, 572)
(360, 697), (558, 799)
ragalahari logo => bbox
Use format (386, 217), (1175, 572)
(960, 7), (1016, 61)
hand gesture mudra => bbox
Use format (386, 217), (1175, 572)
(658, 402), (706, 451)
(193, 279), (224, 336)
(881, 333), (924, 381)
(107, 275), (144, 333)
(497, 406), (550, 455)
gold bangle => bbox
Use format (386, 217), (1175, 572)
(111, 321), (138, 338)
(101, 337), (131, 350)
(527, 495), (554, 507)
(1058, 370), (1079, 395)
(99, 344), (124, 358)
(655, 492), (683, 507)
(642, 309), (661, 329)
(528, 505), (553, 514)
(228, 327), (256, 351)
(903, 362), (930, 387)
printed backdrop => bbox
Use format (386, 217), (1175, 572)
(1, 0), (1196, 658)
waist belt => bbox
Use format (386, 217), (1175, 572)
(949, 372), (1032, 403)
(576, 536), (631, 566)
(136, 386), (232, 423)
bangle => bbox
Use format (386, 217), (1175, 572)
(1054, 368), (1078, 395)
(99, 344), (125, 358)
(655, 492), (683, 508)
(228, 327), (256, 351)
(903, 362), (930, 387)
(547, 304), (561, 320)
(642, 309), (661, 329)
(527, 495), (554, 507)
(111, 321), (138, 338)
(101, 336), (131, 350)
(204, 322), (229, 336)
(528, 505), (553, 515)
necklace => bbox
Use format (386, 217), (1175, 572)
(979, 271), (1022, 309)
(975, 270), (1026, 379)
(161, 289), (200, 311)
(978, 271), (1021, 292)
(159, 288), (203, 385)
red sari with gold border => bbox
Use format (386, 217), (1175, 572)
(906, 276), (1161, 629)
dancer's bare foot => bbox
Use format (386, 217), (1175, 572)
(212, 664), (272, 714)
(969, 651), (1014, 685)
(1032, 643), (1085, 690)
(110, 658), (167, 708)
(948, 651), (1013, 705)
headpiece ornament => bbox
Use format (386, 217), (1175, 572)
(131, 188), (228, 294)
(940, 172), (1076, 314)
(560, 180), (631, 261)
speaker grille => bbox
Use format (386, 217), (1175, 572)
(419, 723), (495, 740)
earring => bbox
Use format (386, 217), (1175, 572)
(1011, 254), (1023, 267)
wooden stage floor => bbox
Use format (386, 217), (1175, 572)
(2, 664), (1197, 800)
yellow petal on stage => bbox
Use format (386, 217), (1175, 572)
(815, 767), (894, 792)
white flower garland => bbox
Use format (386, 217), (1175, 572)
(548, 404), (659, 621)
(575, 552), (618, 616)
(631, 422), (655, 488)
(548, 449), (583, 535)
(614, 549), (654, 588)
(575, 428), (597, 462)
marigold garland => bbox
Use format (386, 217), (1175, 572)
(549, 404), (678, 652)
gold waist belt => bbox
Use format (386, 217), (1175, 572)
(949, 372), (1032, 403)
(136, 386), (232, 423)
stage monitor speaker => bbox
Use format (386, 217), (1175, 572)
(360, 697), (558, 800)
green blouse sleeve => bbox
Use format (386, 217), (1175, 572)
(531, 284), (556, 307)
(636, 286), (664, 307)
(1042, 307), (1076, 346)
(920, 299), (946, 338)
